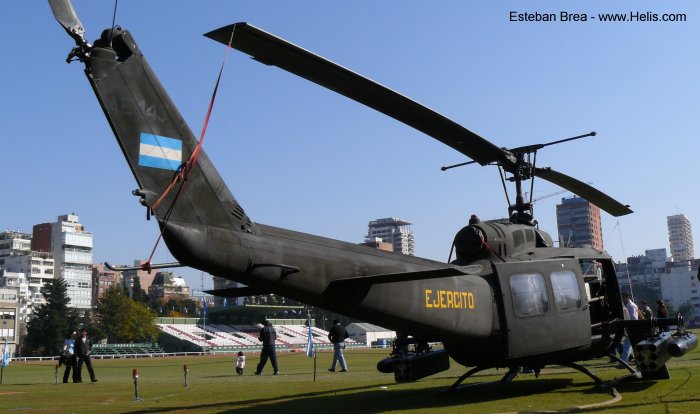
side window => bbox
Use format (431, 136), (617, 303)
(551, 270), (581, 311)
(510, 273), (549, 317)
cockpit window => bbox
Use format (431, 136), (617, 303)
(551, 270), (581, 311)
(510, 273), (549, 317)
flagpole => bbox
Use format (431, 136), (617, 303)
(306, 309), (317, 382)
(1, 337), (5, 385)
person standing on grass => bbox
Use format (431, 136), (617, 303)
(328, 320), (349, 372)
(62, 331), (78, 383)
(236, 351), (246, 375)
(76, 329), (98, 383)
(254, 320), (279, 375)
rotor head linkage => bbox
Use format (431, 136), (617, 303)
(442, 131), (598, 225)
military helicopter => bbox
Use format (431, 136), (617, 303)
(50, 0), (697, 390)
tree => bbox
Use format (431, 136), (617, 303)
(630, 285), (658, 307)
(132, 276), (149, 304)
(95, 286), (159, 343)
(25, 279), (76, 356)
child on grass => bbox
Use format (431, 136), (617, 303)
(236, 351), (245, 375)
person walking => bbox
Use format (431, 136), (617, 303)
(76, 329), (98, 383)
(254, 320), (279, 375)
(621, 292), (638, 364)
(657, 300), (670, 332)
(328, 320), (349, 372)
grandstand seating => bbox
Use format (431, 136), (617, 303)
(91, 343), (164, 356)
(155, 323), (356, 350)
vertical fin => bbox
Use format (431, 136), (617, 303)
(85, 28), (252, 233)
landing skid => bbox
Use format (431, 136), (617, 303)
(598, 354), (642, 388)
(443, 359), (641, 395)
(442, 366), (520, 394)
(562, 358), (640, 390)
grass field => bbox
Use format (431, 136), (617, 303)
(1, 347), (700, 413)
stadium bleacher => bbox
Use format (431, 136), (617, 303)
(91, 343), (164, 356)
(86, 324), (359, 357)
(155, 323), (357, 351)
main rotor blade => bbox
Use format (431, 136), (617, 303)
(206, 23), (513, 167)
(534, 168), (633, 217)
(48, 0), (86, 45)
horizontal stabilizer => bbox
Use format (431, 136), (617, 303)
(104, 261), (183, 272)
(204, 286), (271, 298)
(329, 266), (481, 287)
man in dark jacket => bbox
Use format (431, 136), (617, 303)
(328, 320), (349, 372)
(75, 329), (98, 382)
(255, 320), (279, 375)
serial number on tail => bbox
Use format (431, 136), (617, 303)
(425, 289), (475, 309)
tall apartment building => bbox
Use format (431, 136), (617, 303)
(122, 259), (157, 297)
(0, 230), (32, 269)
(660, 264), (700, 320)
(2, 251), (54, 321)
(555, 197), (603, 250)
(667, 214), (694, 262)
(33, 214), (93, 309)
(148, 271), (191, 301)
(92, 264), (123, 307)
(365, 218), (415, 256)
(615, 248), (667, 297)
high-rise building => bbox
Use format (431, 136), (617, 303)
(2, 250), (54, 321)
(667, 214), (694, 262)
(365, 218), (415, 256)
(0, 230), (32, 269)
(615, 248), (667, 296)
(92, 264), (123, 307)
(361, 237), (394, 252)
(33, 214), (93, 309)
(148, 271), (191, 301)
(555, 197), (603, 250)
(122, 259), (157, 297)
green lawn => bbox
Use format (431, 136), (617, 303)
(1, 347), (699, 413)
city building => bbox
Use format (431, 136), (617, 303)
(667, 214), (694, 262)
(122, 259), (157, 298)
(660, 264), (700, 320)
(555, 196), (603, 250)
(148, 271), (191, 301)
(0, 297), (18, 356)
(2, 251), (54, 320)
(0, 230), (32, 269)
(33, 214), (93, 309)
(365, 218), (415, 256)
(30, 223), (51, 254)
(360, 237), (393, 252)
(92, 264), (123, 307)
(615, 248), (667, 297)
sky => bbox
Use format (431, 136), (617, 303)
(3, 1), (700, 290)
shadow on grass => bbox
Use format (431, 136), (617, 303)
(121, 377), (606, 414)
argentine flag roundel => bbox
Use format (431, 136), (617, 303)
(138, 133), (183, 171)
